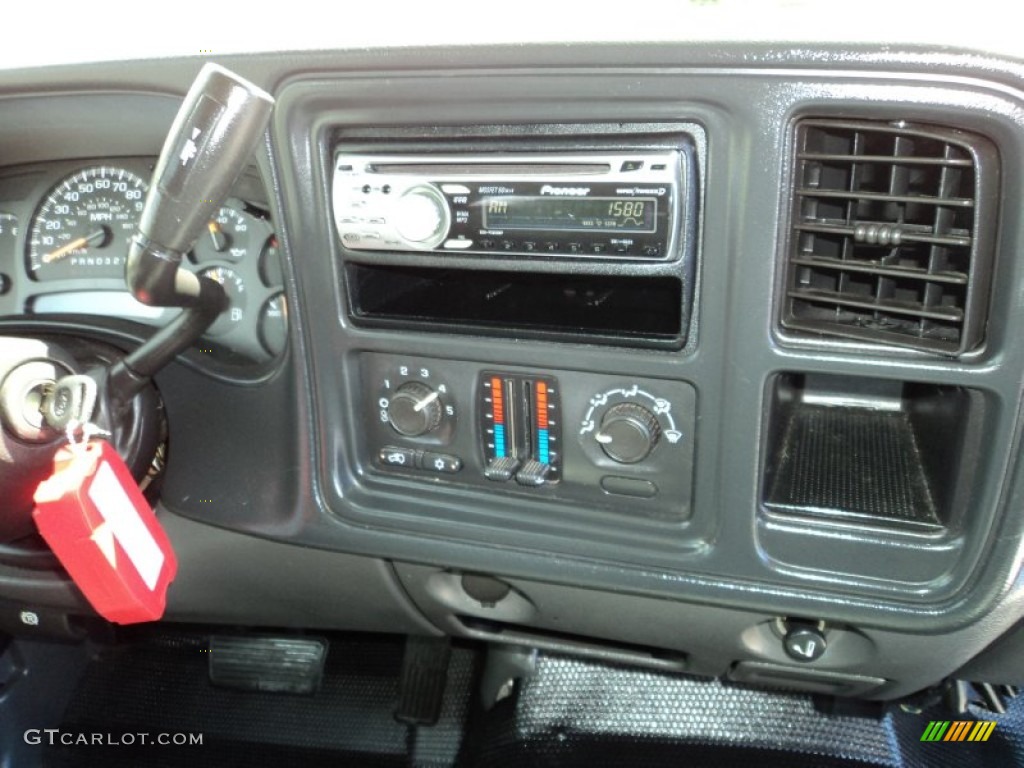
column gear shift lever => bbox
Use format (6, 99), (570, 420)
(106, 63), (275, 406)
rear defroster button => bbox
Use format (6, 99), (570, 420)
(422, 452), (462, 473)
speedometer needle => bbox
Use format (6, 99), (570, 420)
(41, 229), (107, 263)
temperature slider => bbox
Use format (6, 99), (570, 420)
(480, 372), (561, 486)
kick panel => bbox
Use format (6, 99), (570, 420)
(361, 352), (696, 522)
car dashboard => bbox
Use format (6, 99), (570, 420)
(1, 40), (1023, 704)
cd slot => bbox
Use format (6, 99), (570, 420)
(367, 162), (611, 175)
(346, 263), (684, 348)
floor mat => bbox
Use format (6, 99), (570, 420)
(36, 632), (1024, 767)
(462, 653), (1024, 768)
(42, 631), (475, 768)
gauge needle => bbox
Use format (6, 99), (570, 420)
(207, 220), (228, 252)
(41, 229), (106, 263)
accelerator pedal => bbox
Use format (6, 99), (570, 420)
(208, 635), (327, 694)
(395, 635), (452, 726)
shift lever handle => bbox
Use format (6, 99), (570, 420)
(137, 63), (274, 260)
(127, 63), (274, 307)
(107, 63), (274, 403)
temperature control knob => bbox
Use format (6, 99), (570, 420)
(394, 186), (449, 248)
(387, 382), (443, 437)
(596, 403), (661, 464)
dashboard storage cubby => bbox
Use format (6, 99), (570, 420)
(762, 373), (981, 532)
(346, 263), (684, 347)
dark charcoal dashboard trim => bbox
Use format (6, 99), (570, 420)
(1, 46), (1023, 659)
(234, 55), (1024, 635)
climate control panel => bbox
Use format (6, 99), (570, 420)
(361, 353), (696, 521)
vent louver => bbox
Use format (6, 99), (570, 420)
(783, 119), (998, 355)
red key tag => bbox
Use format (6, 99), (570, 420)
(32, 439), (177, 625)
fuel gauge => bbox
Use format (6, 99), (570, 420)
(200, 266), (247, 336)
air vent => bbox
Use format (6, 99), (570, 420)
(783, 119), (998, 355)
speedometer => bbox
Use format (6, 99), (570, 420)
(26, 166), (147, 282)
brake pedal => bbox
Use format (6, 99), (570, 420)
(208, 635), (327, 694)
(395, 635), (451, 726)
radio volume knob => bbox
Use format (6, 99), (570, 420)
(596, 403), (661, 464)
(387, 382), (443, 437)
(393, 185), (449, 248)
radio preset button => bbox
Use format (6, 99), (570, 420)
(480, 238), (496, 249)
(544, 242), (560, 252)
(590, 243), (608, 254)
(568, 242), (583, 254)
(522, 241), (538, 252)
(501, 240), (516, 251)
(642, 245), (662, 257)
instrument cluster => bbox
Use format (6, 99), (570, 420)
(0, 158), (286, 363)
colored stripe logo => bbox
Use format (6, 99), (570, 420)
(920, 720), (997, 742)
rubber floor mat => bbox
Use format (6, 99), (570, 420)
(462, 653), (1024, 768)
(36, 634), (1024, 767)
(42, 631), (476, 768)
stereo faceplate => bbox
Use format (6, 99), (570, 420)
(332, 152), (684, 260)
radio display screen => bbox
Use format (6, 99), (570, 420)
(482, 197), (657, 233)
